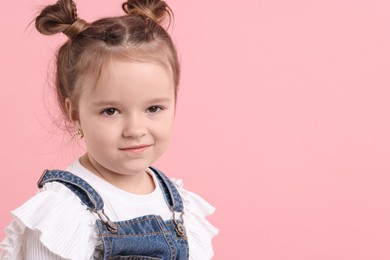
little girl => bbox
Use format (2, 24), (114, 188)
(0, 0), (218, 259)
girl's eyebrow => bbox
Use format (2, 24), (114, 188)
(91, 100), (121, 107)
(147, 97), (171, 103)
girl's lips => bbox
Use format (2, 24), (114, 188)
(120, 144), (152, 153)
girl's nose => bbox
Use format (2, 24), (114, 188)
(122, 115), (147, 138)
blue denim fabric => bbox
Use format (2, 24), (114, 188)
(38, 169), (104, 210)
(149, 167), (183, 213)
(37, 167), (189, 260)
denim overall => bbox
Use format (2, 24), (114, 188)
(37, 167), (189, 260)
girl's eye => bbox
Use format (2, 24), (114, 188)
(147, 106), (162, 113)
(102, 108), (118, 116)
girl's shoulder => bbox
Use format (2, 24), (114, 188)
(171, 178), (219, 260)
(0, 181), (99, 259)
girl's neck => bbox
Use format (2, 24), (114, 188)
(79, 154), (155, 195)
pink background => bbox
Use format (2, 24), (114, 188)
(1, 0), (390, 259)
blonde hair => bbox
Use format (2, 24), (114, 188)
(35, 0), (180, 122)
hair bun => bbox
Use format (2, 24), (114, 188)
(35, 0), (89, 39)
(122, 0), (172, 25)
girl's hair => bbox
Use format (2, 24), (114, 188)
(35, 0), (180, 123)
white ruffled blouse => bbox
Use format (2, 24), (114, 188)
(0, 160), (218, 259)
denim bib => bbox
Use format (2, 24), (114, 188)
(37, 167), (189, 260)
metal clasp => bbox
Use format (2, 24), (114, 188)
(37, 169), (49, 189)
(95, 209), (118, 234)
(172, 210), (186, 237)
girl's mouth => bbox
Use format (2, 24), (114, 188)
(119, 144), (152, 153)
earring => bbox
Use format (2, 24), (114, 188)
(75, 128), (84, 139)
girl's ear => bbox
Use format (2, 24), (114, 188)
(65, 98), (81, 128)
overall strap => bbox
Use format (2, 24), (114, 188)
(149, 167), (184, 212)
(37, 169), (104, 211)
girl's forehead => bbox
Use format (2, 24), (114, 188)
(78, 59), (175, 102)
(100, 60), (173, 87)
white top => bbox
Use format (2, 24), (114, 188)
(0, 160), (218, 259)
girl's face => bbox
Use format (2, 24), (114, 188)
(69, 59), (175, 185)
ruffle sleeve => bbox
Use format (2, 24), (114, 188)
(0, 183), (101, 259)
(171, 179), (219, 260)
